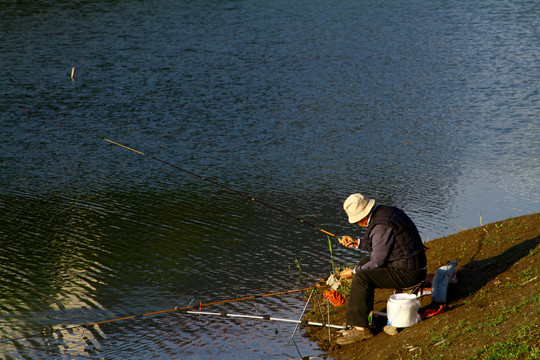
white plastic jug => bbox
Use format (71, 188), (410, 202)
(386, 293), (421, 328)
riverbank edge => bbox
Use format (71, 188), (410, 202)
(303, 213), (540, 359)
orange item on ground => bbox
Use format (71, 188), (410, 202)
(323, 290), (345, 306)
(421, 305), (445, 320)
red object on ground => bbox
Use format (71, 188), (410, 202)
(323, 290), (345, 306)
(421, 305), (445, 320)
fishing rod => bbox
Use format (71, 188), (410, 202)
(104, 139), (340, 239)
(0, 287), (315, 345)
(178, 310), (347, 330)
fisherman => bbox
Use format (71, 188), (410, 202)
(336, 193), (427, 345)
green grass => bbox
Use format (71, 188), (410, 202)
(430, 325), (451, 346)
(467, 324), (539, 360)
(518, 268), (539, 282)
(504, 295), (540, 313)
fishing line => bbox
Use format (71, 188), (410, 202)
(104, 139), (339, 239)
(0, 287), (315, 346)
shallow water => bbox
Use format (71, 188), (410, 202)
(1, 0), (538, 359)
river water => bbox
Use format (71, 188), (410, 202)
(1, 0), (538, 359)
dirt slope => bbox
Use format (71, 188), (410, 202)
(304, 213), (540, 359)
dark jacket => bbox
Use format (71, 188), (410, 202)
(361, 205), (427, 270)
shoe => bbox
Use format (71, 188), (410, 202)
(383, 325), (399, 336)
(336, 327), (373, 345)
(337, 325), (353, 336)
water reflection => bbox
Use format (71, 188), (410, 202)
(0, 188), (325, 357)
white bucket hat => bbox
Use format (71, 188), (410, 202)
(343, 193), (375, 223)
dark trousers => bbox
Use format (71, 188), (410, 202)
(346, 264), (426, 328)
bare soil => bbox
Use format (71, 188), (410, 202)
(304, 213), (540, 359)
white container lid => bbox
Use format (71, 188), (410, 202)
(389, 293), (417, 302)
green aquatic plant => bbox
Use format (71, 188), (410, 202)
(294, 257), (303, 285)
(295, 257), (302, 275)
(327, 236), (337, 273)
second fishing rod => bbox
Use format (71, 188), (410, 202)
(105, 139), (340, 240)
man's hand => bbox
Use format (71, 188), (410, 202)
(340, 268), (355, 279)
(338, 236), (358, 248)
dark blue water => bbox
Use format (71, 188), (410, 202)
(1, 0), (538, 359)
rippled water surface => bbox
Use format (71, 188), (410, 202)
(1, 0), (538, 359)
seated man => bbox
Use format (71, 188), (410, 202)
(336, 193), (427, 345)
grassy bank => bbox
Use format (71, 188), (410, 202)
(304, 213), (540, 359)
